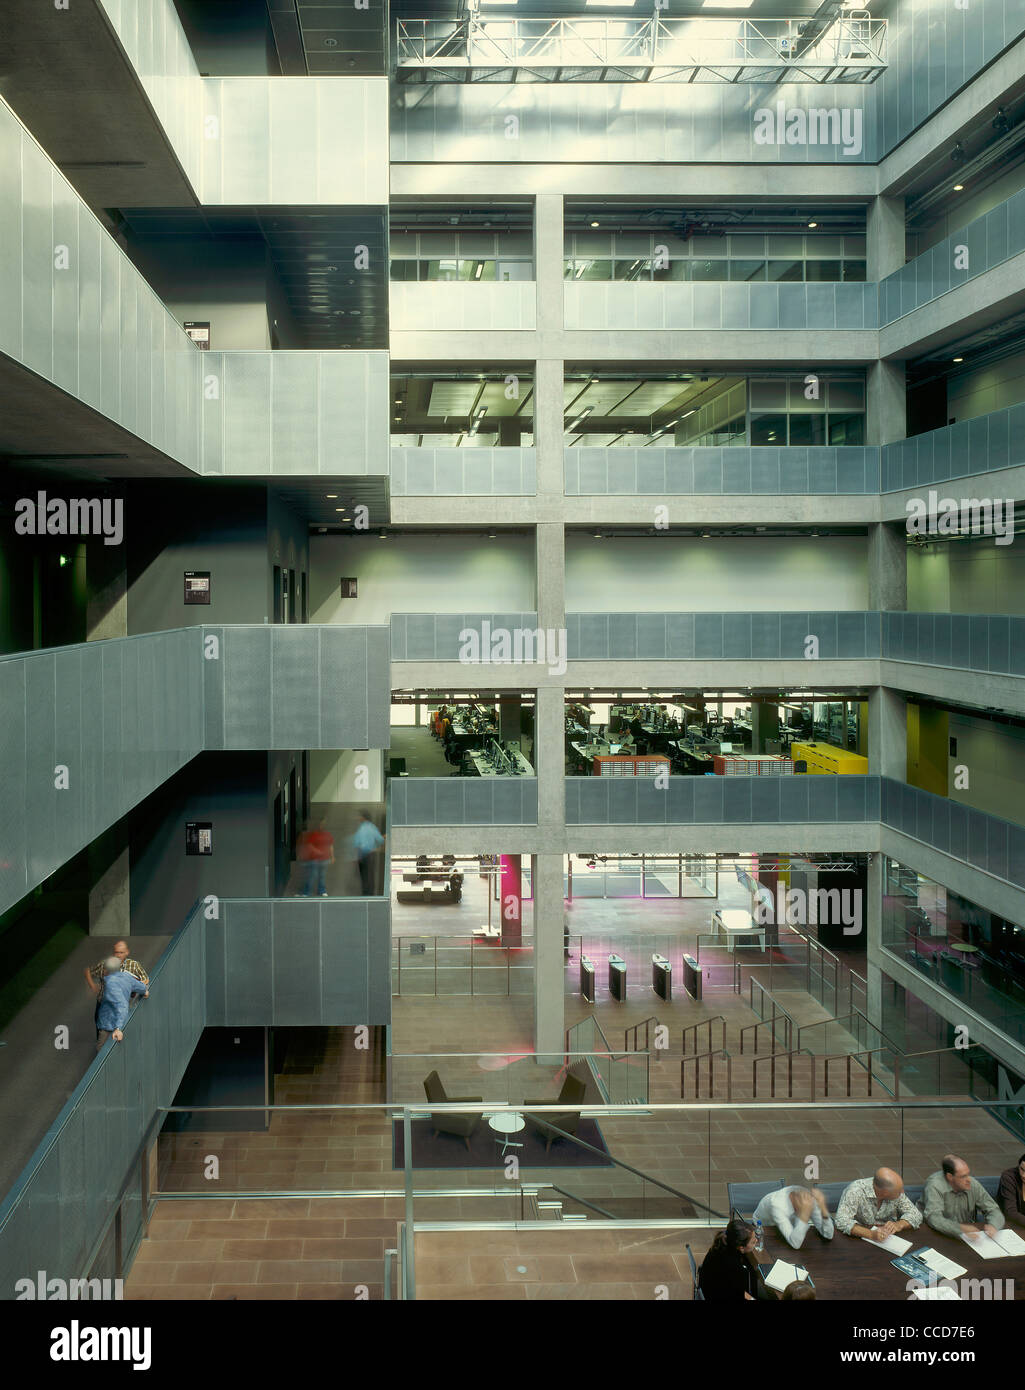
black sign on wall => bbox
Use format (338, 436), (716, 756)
(184, 321), (211, 349)
(340, 577), (358, 598)
(186, 822), (213, 856)
(184, 571), (211, 604)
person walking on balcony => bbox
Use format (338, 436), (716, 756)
(95, 957), (148, 1052)
(85, 939), (148, 1034)
(298, 818), (334, 897)
(350, 810), (385, 895)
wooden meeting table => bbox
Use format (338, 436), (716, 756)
(758, 1222), (1025, 1300)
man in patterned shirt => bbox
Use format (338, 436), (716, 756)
(84, 939), (149, 1039)
(835, 1167), (923, 1241)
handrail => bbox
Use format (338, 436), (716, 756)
(740, 1007), (792, 1055)
(527, 1119), (725, 1220)
(681, 1016), (726, 1055)
(796, 1008), (902, 1055)
(0, 897), (202, 1233)
(548, 1185), (619, 1221)
(625, 1016), (660, 1052)
(823, 1047), (880, 1099)
(752, 1049), (806, 1100)
(681, 1049), (731, 1102)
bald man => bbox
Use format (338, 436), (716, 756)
(835, 1168), (923, 1241)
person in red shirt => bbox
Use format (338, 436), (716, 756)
(298, 818), (334, 896)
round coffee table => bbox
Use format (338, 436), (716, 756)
(487, 1111), (525, 1157)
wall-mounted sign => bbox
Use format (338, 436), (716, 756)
(340, 577), (358, 598)
(186, 822), (213, 856)
(184, 571), (211, 605)
(184, 321), (210, 349)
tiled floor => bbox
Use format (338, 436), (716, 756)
(126, 893), (1014, 1300)
(413, 1226), (704, 1301)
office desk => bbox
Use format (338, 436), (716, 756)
(758, 1223), (1025, 1299)
(570, 741), (623, 760)
(713, 909), (765, 952)
(469, 749), (534, 777)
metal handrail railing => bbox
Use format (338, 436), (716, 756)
(681, 1049), (731, 1102)
(823, 1047), (880, 1098)
(752, 1049), (807, 1100)
(681, 1015), (726, 1055)
(796, 1008), (902, 1054)
(819, 1042), (988, 1100)
(625, 1016), (660, 1052)
(745, 1006), (789, 1045)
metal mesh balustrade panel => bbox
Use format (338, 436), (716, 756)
(0, 662), (25, 904)
(270, 627), (320, 748)
(609, 613), (637, 659)
(223, 901), (274, 1025)
(222, 626), (273, 748)
(270, 354), (317, 474)
(53, 646), (84, 873)
(24, 654), (56, 889)
(577, 613), (610, 661)
(636, 613), (667, 660)
(224, 353), (272, 474)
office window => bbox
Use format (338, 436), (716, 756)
(389, 259), (419, 281)
(788, 414), (827, 445)
(767, 259), (803, 282)
(652, 260), (691, 281)
(426, 258), (459, 282)
(691, 259), (729, 281)
(805, 260), (843, 282)
(729, 259), (766, 281)
(614, 258), (652, 281)
(828, 412), (865, 445)
(750, 413), (788, 445)
(842, 260), (867, 281)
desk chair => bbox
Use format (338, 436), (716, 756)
(903, 1183), (925, 1210)
(685, 1243), (703, 1300)
(977, 1175), (1001, 1200)
(727, 1178), (785, 1218)
(812, 1181), (850, 1210)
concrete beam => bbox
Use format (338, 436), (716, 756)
(880, 251), (1025, 359)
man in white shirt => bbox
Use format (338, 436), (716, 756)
(753, 1185), (835, 1250)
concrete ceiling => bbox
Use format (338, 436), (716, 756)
(266, 0), (388, 75)
(117, 207), (390, 349)
(0, 0), (198, 226)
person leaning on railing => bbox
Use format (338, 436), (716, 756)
(95, 957), (149, 1052)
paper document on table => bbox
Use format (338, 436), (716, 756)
(762, 1260), (812, 1293)
(992, 1228), (1025, 1256)
(909, 1285), (962, 1300)
(961, 1230), (1025, 1258)
(914, 1248), (967, 1280)
(860, 1231), (912, 1254)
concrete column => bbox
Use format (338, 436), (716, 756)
(534, 357), (565, 501)
(535, 684), (565, 831)
(867, 359), (905, 446)
(865, 851), (885, 1029)
(532, 851), (565, 1059)
(867, 194), (906, 283)
(87, 551), (127, 641)
(535, 519), (564, 631)
(868, 686), (907, 779)
(534, 193), (564, 338)
(750, 701), (779, 753)
(868, 522), (907, 611)
(89, 840), (131, 938)
(499, 694), (521, 744)
(500, 854), (522, 947)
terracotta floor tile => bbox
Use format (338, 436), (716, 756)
(210, 1284), (299, 1300)
(222, 1238), (303, 1261)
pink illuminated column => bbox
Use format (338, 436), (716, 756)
(500, 854), (523, 947)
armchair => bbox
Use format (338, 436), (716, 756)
(523, 1073), (588, 1153)
(423, 1070), (483, 1151)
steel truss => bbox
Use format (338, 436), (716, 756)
(394, 14), (887, 85)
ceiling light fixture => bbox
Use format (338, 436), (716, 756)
(807, 221), (818, 229)
(953, 183), (964, 191)
(952, 356), (963, 363)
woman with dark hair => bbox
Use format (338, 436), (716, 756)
(698, 1218), (772, 1301)
(997, 1154), (1025, 1229)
